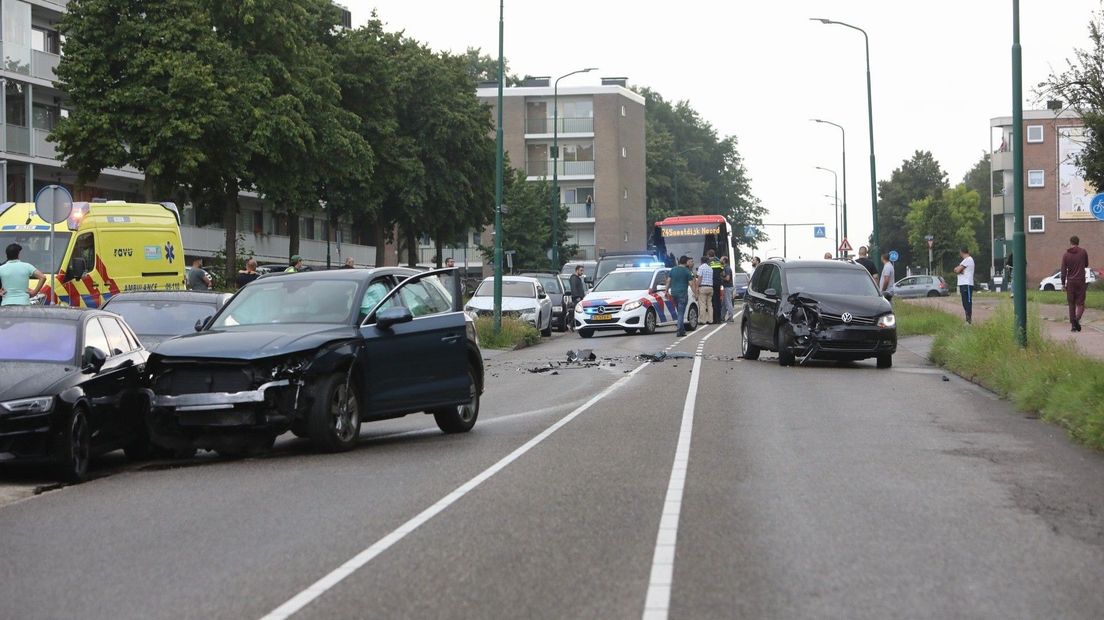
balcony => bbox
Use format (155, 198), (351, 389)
(991, 193), (1007, 215)
(5, 124), (30, 154)
(33, 128), (55, 158)
(32, 50), (59, 81)
(569, 245), (596, 260)
(525, 159), (595, 178)
(992, 150), (1012, 171)
(566, 202), (595, 221)
(181, 225), (377, 266)
(525, 116), (594, 135)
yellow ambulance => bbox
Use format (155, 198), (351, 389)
(0, 200), (185, 307)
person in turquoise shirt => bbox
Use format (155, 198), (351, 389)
(665, 255), (696, 337)
(0, 243), (47, 306)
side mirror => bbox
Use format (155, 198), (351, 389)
(654, 283), (668, 293)
(81, 346), (107, 373)
(764, 288), (779, 298)
(377, 306), (414, 330)
(538, 292), (547, 299)
(65, 257), (88, 283)
(883, 292), (895, 302)
(195, 316), (211, 332)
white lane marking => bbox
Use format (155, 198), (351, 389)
(664, 311), (739, 352)
(642, 322), (726, 620)
(259, 359), (656, 620)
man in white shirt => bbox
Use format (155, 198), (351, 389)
(952, 247), (976, 323)
(696, 255), (714, 324)
(879, 253), (895, 294)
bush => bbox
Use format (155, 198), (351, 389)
(475, 316), (540, 350)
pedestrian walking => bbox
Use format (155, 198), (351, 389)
(855, 246), (878, 281)
(236, 258), (260, 288)
(187, 257), (212, 291)
(720, 256), (735, 322)
(569, 264), (587, 331)
(952, 247), (975, 324)
(879, 252), (895, 295)
(696, 254), (714, 324)
(666, 255), (695, 337)
(1061, 235), (1090, 332)
(0, 243), (46, 306)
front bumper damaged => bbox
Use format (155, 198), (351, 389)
(150, 379), (291, 412)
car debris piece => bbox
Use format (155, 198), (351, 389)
(566, 349), (596, 363)
(638, 351), (667, 362)
(667, 351), (694, 359)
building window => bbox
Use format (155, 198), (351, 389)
(1027, 169), (1044, 187)
(32, 103), (61, 130)
(472, 229), (481, 246)
(1026, 125), (1044, 143)
(31, 28), (61, 55)
(5, 81), (27, 127)
(621, 147), (627, 158)
(1027, 215), (1045, 233)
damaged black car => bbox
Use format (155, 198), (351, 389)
(740, 259), (896, 368)
(143, 268), (482, 457)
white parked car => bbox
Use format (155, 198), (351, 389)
(1039, 268), (1100, 291)
(464, 276), (554, 336)
(573, 267), (699, 338)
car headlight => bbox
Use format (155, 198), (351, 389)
(575, 302), (584, 313)
(0, 396), (54, 415)
(622, 300), (642, 312)
(878, 313), (896, 328)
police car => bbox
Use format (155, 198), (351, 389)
(574, 266), (699, 338)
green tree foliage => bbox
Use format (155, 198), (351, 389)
(479, 169), (574, 271)
(962, 153), (994, 271)
(461, 47), (519, 86)
(876, 151), (948, 268)
(638, 88), (765, 258)
(905, 184), (984, 274)
(1041, 9), (1104, 193)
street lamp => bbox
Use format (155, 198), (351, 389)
(815, 167), (839, 256)
(811, 118), (847, 242)
(810, 18), (878, 254)
(493, 0), (505, 333)
(673, 145), (704, 213)
(551, 66), (598, 270)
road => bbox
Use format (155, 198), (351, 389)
(3, 319), (1104, 619)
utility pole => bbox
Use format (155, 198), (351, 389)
(493, 0), (505, 333)
(1011, 0), (1027, 346)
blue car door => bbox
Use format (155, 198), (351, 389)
(357, 274), (469, 416)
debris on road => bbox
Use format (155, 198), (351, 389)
(566, 349), (596, 363)
(638, 351), (695, 362)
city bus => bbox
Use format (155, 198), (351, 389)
(650, 215), (737, 267)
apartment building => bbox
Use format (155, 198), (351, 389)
(470, 76), (647, 269)
(990, 107), (1100, 285)
(0, 0), (374, 268)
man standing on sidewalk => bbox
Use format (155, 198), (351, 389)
(953, 247), (976, 324)
(1061, 235), (1090, 332)
(696, 254), (714, 325)
(879, 253), (895, 295)
(665, 256), (695, 337)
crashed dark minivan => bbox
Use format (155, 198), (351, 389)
(143, 268), (482, 457)
(740, 259), (896, 368)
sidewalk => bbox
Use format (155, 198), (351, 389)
(906, 294), (1104, 362)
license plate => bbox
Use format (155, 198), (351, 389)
(592, 313), (613, 321)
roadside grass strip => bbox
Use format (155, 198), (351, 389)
(474, 316), (540, 349)
(892, 300), (963, 337)
(975, 288), (1104, 311)
(900, 302), (1104, 451)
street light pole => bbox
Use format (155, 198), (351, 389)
(812, 18), (877, 254)
(811, 118), (847, 242)
(493, 0), (505, 333)
(551, 67), (597, 270)
(815, 167), (838, 256)
(1011, 0), (1027, 346)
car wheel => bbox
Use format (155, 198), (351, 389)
(308, 372), (361, 453)
(642, 308), (658, 335)
(431, 368), (480, 434)
(876, 354), (893, 369)
(541, 314), (552, 337)
(578, 329), (594, 338)
(54, 406), (91, 483)
(1043, 284), (1055, 291)
(685, 305), (699, 331)
(741, 319), (760, 360)
(776, 328), (795, 367)
(926, 290), (940, 297)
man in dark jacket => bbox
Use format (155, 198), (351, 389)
(569, 265), (587, 331)
(1061, 235), (1090, 332)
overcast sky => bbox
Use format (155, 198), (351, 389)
(347, 0), (1101, 262)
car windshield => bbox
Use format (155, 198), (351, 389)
(0, 318), (77, 363)
(530, 275), (560, 293)
(212, 279), (360, 327)
(593, 271), (654, 292)
(596, 256), (658, 281)
(733, 273), (750, 286)
(473, 281), (535, 298)
(786, 268), (880, 297)
(105, 300), (218, 336)
(0, 231), (72, 272)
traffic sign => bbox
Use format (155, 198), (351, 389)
(34, 184), (73, 224)
(927, 239), (934, 249)
(813, 226), (826, 238)
(1091, 193), (1104, 221)
(888, 250), (899, 262)
(744, 225), (758, 237)
(838, 238), (853, 253)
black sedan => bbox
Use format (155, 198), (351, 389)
(740, 259), (897, 368)
(0, 307), (151, 482)
(102, 290), (234, 348)
(521, 271), (573, 332)
(144, 268), (483, 457)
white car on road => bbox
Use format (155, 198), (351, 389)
(573, 267), (699, 338)
(464, 276), (554, 336)
(1039, 268), (1100, 291)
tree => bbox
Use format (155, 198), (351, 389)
(876, 151), (948, 268)
(962, 153), (994, 273)
(461, 47), (519, 86)
(905, 184), (984, 274)
(1041, 9), (1104, 192)
(479, 169), (574, 271)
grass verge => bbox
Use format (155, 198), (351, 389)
(897, 301), (1104, 451)
(975, 289), (1104, 310)
(475, 316), (541, 350)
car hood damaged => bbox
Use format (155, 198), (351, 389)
(0, 362), (72, 401)
(784, 292), (890, 318)
(151, 324), (359, 361)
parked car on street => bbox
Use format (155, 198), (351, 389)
(464, 276), (554, 336)
(731, 271), (751, 300)
(1039, 268), (1100, 291)
(594, 252), (661, 286)
(144, 268), (483, 458)
(890, 275), (950, 298)
(0, 307), (152, 482)
(520, 272), (572, 332)
(741, 259), (897, 368)
(559, 260), (597, 287)
(102, 291), (234, 349)
(573, 267), (699, 338)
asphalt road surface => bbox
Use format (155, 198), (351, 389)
(3, 318), (1104, 619)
